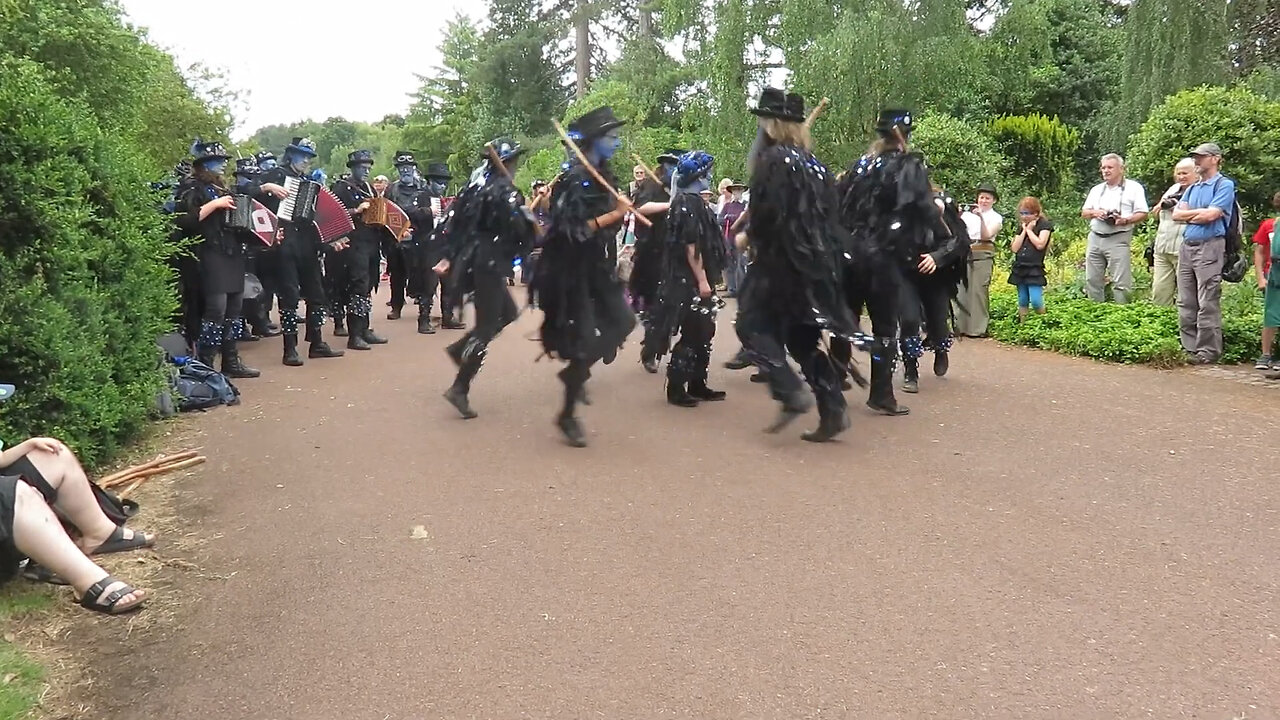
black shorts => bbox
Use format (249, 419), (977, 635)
(0, 456), (59, 584)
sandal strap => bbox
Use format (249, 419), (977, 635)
(79, 576), (137, 610)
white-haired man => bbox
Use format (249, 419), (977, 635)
(1081, 153), (1149, 303)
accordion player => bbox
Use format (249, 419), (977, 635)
(223, 194), (255, 231)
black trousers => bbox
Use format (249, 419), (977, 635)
(277, 224), (328, 336)
(387, 244), (409, 310)
(449, 271), (519, 391)
(339, 238), (377, 318)
(899, 278), (951, 356)
(668, 297), (717, 385)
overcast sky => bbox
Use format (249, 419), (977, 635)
(118, 0), (484, 139)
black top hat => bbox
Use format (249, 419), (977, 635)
(346, 149), (374, 168)
(190, 138), (231, 163)
(567, 106), (626, 142)
(234, 158), (260, 177)
(975, 182), (999, 200)
(423, 162), (451, 180)
(656, 148), (685, 164)
(392, 150), (417, 167)
(287, 137), (318, 156)
(751, 87), (806, 123)
(253, 150), (276, 164)
(875, 108), (915, 137)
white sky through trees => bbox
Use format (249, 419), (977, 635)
(119, 0), (484, 139)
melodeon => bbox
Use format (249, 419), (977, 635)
(363, 196), (411, 241)
(278, 176), (321, 223)
(223, 194), (255, 231)
(277, 176), (355, 244)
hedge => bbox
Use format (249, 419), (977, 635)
(0, 54), (176, 468)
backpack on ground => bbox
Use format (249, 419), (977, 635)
(175, 359), (240, 411)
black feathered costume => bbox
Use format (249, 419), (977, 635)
(896, 189), (969, 391)
(642, 181), (727, 406)
(530, 106), (637, 447)
(438, 140), (537, 419)
(735, 88), (858, 442)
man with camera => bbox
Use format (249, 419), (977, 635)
(1081, 154), (1149, 304)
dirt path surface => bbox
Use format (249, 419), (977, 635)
(96, 291), (1279, 719)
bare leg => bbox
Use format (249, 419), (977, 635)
(1263, 327), (1276, 357)
(22, 447), (153, 551)
(11, 482), (146, 611)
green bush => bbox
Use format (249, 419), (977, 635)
(989, 280), (1262, 366)
(912, 113), (1015, 199)
(1126, 85), (1280, 215)
(0, 54), (176, 468)
(987, 113), (1081, 197)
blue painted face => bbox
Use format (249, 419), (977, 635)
(428, 180), (447, 195)
(258, 158), (278, 171)
(200, 159), (227, 175)
(593, 130), (621, 161)
(397, 166), (416, 184)
(351, 163), (372, 182)
(235, 176), (254, 191)
(285, 150), (313, 175)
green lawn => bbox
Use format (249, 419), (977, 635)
(0, 583), (53, 719)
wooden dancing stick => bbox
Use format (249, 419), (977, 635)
(484, 142), (515, 184)
(805, 97), (831, 128)
(102, 455), (206, 490)
(630, 154), (663, 186)
(551, 119), (651, 228)
(99, 449), (199, 486)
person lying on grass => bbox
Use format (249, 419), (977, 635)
(0, 401), (154, 614)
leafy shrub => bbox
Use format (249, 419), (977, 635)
(0, 55), (176, 468)
(987, 113), (1081, 196)
(1127, 85), (1280, 215)
(912, 113), (1015, 199)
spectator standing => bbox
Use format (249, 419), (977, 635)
(718, 180), (748, 297)
(953, 182), (1003, 337)
(1254, 192), (1279, 370)
(1172, 142), (1235, 364)
(1149, 158), (1197, 306)
(1008, 196), (1054, 320)
(1081, 154), (1149, 303)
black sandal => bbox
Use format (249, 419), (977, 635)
(87, 525), (155, 556)
(21, 562), (69, 586)
(76, 576), (146, 615)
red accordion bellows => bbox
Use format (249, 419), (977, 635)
(314, 187), (355, 243)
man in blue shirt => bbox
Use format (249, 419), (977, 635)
(1172, 142), (1235, 364)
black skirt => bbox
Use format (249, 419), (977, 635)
(199, 247), (247, 295)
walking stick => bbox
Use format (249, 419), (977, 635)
(805, 97), (831, 128)
(551, 119), (651, 228)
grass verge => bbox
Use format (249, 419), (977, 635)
(0, 584), (53, 718)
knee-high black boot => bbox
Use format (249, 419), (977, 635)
(417, 304), (435, 334)
(867, 337), (909, 416)
(280, 309), (303, 367)
(346, 315), (371, 350)
(443, 343), (483, 419)
(556, 364), (589, 447)
(306, 307), (344, 359)
(221, 320), (261, 379)
(196, 320), (220, 368)
(800, 352), (849, 443)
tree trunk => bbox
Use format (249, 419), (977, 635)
(639, 2), (652, 37)
(575, 0), (591, 100)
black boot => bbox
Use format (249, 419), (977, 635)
(556, 366), (588, 447)
(387, 305), (402, 321)
(346, 315), (371, 351)
(666, 369), (700, 407)
(442, 307), (465, 330)
(933, 349), (949, 377)
(417, 306), (435, 334)
(765, 389), (814, 434)
(687, 372), (727, 402)
(333, 315), (348, 337)
(902, 355), (920, 394)
(801, 376), (849, 443)
(723, 347), (751, 370)
(867, 339), (909, 416)
(308, 325), (345, 359)
(801, 406), (851, 442)
(282, 333), (303, 367)
(221, 338), (261, 379)
(196, 321), (220, 367)
(363, 322), (388, 345)
(443, 352), (483, 419)
(641, 349), (659, 374)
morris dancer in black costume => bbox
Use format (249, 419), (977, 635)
(254, 137), (346, 366)
(384, 152), (437, 334)
(330, 149), (390, 350)
(897, 184), (969, 394)
(174, 139), (273, 379)
(641, 151), (729, 407)
(736, 88), (858, 442)
(531, 107), (638, 448)
(630, 149), (681, 373)
(835, 109), (938, 414)
(433, 138), (537, 419)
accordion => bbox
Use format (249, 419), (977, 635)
(278, 176), (321, 223)
(223, 194), (255, 231)
(363, 196), (412, 241)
